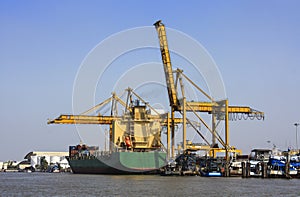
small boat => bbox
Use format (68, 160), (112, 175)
(268, 157), (298, 178)
(199, 157), (224, 177)
(229, 161), (243, 176)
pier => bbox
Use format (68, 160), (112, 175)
(160, 148), (300, 179)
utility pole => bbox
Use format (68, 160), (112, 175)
(294, 123), (299, 152)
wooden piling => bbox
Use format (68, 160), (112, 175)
(285, 151), (291, 179)
(246, 162), (251, 178)
(242, 162), (246, 178)
(261, 162), (267, 178)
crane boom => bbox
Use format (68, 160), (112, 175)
(183, 101), (264, 116)
(154, 20), (178, 110)
(47, 114), (183, 125)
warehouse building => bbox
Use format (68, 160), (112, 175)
(24, 151), (69, 171)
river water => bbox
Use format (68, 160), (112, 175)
(0, 173), (299, 196)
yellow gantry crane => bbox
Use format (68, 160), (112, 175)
(153, 20), (264, 166)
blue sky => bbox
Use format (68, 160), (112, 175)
(0, 1), (300, 161)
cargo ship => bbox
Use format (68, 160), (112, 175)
(68, 144), (167, 174)
(49, 95), (174, 175)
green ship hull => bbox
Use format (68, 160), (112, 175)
(68, 151), (167, 174)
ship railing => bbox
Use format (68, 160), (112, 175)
(93, 150), (112, 157)
(70, 151), (111, 160)
(70, 153), (96, 160)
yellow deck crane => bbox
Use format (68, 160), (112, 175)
(153, 20), (264, 170)
(48, 88), (183, 152)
